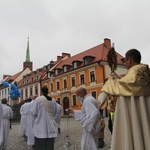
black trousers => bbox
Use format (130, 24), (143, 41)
(35, 137), (54, 150)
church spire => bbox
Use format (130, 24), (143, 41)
(23, 36), (33, 71)
(26, 36), (30, 62)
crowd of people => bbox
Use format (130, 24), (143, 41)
(0, 48), (150, 150)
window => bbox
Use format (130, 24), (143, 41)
(57, 81), (60, 90)
(73, 62), (77, 69)
(64, 66), (67, 72)
(36, 76), (38, 80)
(91, 91), (96, 99)
(80, 74), (85, 84)
(64, 79), (67, 88)
(55, 69), (58, 75)
(84, 56), (95, 65)
(71, 77), (75, 86)
(30, 87), (32, 96)
(73, 95), (77, 105)
(50, 83), (53, 91)
(84, 58), (89, 65)
(35, 86), (38, 95)
(25, 89), (28, 98)
(90, 71), (95, 82)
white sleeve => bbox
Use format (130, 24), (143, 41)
(98, 92), (108, 104)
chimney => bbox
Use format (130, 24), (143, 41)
(3, 75), (11, 80)
(62, 53), (71, 58)
(104, 38), (111, 49)
(57, 56), (63, 61)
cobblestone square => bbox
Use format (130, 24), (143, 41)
(7, 117), (111, 150)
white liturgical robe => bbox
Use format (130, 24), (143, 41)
(30, 96), (57, 139)
(74, 94), (100, 150)
(0, 104), (13, 150)
(100, 64), (150, 150)
(27, 100), (36, 145)
(19, 102), (30, 136)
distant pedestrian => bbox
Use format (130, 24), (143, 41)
(0, 98), (13, 150)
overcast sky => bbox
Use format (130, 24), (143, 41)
(0, 0), (150, 79)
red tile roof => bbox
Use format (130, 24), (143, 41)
(55, 43), (124, 69)
(5, 71), (23, 82)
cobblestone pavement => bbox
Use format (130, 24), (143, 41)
(7, 117), (111, 150)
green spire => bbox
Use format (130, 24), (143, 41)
(26, 36), (30, 62)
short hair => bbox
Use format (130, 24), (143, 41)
(76, 87), (87, 94)
(41, 86), (48, 94)
(125, 49), (141, 63)
(1, 98), (7, 104)
(27, 98), (32, 102)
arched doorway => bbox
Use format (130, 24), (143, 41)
(63, 97), (69, 115)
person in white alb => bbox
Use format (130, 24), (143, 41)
(0, 98), (13, 150)
(68, 87), (100, 150)
(30, 86), (57, 150)
(19, 98), (32, 138)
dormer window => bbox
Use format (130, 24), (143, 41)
(55, 69), (58, 75)
(83, 56), (95, 65)
(44, 65), (48, 71)
(63, 65), (72, 73)
(55, 68), (62, 75)
(73, 62), (77, 69)
(64, 66), (67, 72)
(72, 60), (82, 69)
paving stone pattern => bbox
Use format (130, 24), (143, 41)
(7, 117), (111, 150)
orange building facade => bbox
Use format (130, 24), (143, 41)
(41, 38), (126, 114)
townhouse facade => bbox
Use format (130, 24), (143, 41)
(18, 53), (71, 101)
(41, 38), (126, 114)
